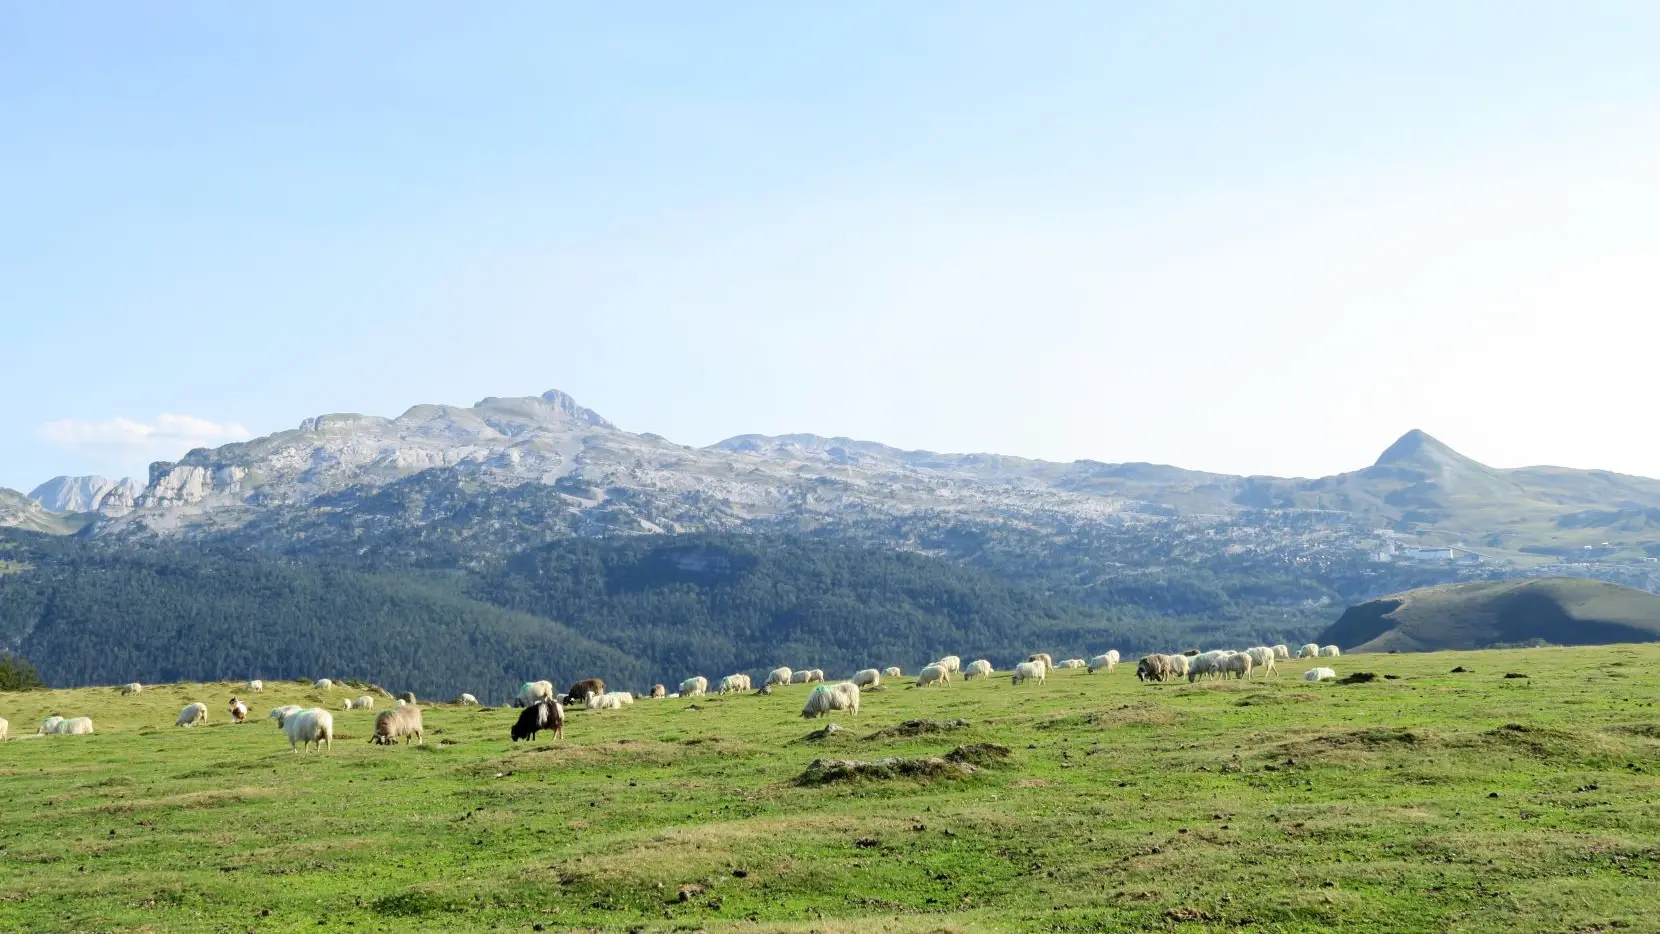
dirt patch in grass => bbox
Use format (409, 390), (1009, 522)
(1235, 693), (1317, 707)
(1036, 703), (1174, 729)
(1270, 727), (1435, 762)
(866, 719), (970, 740)
(796, 756), (980, 785)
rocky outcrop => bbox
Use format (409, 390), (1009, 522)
(28, 476), (140, 514)
(0, 488), (74, 534)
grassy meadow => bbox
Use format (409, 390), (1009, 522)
(2, 646), (1660, 933)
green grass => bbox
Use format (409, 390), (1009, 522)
(3, 648), (1660, 933)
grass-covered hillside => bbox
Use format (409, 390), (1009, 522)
(1321, 578), (1660, 652)
(3, 645), (1659, 932)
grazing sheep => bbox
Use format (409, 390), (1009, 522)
(790, 669), (813, 684)
(852, 668), (882, 688)
(1105, 650), (1121, 664)
(342, 698), (356, 710)
(1056, 658), (1087, 670)
(650, 684), (667, 698)
(396, 691), (417, 705)
(38, 716), (64, 735)
(371, 705), (425, 745)
(801, 682), (861, 718)
(1298, 643), (1321, 658)
(883, 666), (902, 678)
(1271, 645), (1290, 660)
(121, 682), (143, 695)
(514, 680), (557, 707)
(679, 676), (709, 697)
(1168, 654), (1192, 678)
(1222, 652), (1255, 679)
(455, 693), (479, 705)
(1136, 655), (1174, 683)
(1011, 660), (1047, 686)
(395, 699), (409, 707)
(354, 695), (375, 710)
(1027, 653), (1054, 672)
(0, 717), (7, 741)
(1087, 653), (1117, 673)
(719, 673), (751, 693)
(936, 655), (963, 675)
(1304, 667), (1337, 682)
(283, 708), (333, 752)
(563, 679), (605, 705)
(511, 697), (565, 741)
(175, 702), (208, 727)
(268, 705), (301, 726)
(247, 679), (264, 692)
(228, 698), (249, 722)
(1186, 652), (1222, 682)
(767, 667), (793, 687)
(314, 678), (333, 690)
(964, 659), (994, 680)
(1319, 645), (1342, 657)
(56, 717), (94, 735)
(916, 664), (950, 688)
(808, 669), (826, 683)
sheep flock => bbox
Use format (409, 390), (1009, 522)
(3, 642), (1348, 752)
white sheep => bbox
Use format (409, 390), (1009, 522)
(1056, 658), (1087, 670)
(455, 693), (480, 705)
(395, 699), (408, 707)
(38, 716), (64, 735)
(342, 698), (356, 710)
(1304, 667), (1337, 682)
(371, 705), (424, 745)
(1244, 646), (1277, 676)
(1011, 661), (1047, 686)
(800, 682), (861, 718)
(1168, 654), (1192, 678)
(807, 669), (826, 683)
(176, 702), (208, 727)
(1104, 650), (1121, 664)
(57, 717), (94, 735)
(936, 655), (962, 675)
(121, 682), (143, 695)
(0, 717), (7, 741)
(354, 695), (375, 710)
(1297, 643), (1321, 658)
(1088, 654), (1117, 673)
(585, 691), (632, 711)
(228, 698), (249, 722)
(767, 667), (793, 686)
(1027, 653), (1054, 672)
(882, 666), (902, 678)
(269, 705), (301, 726)
(1186, 652), (1223, 682)
(915, 664), (950, 688)
(514, 680), (556, 708)
(718, 674), (751, 693)
(679, 676), (709, 697)
(314, 678), (333, 690)
(1222, 652), (1255, 679)
(790, 669), (813, 684)
(851, 668), (882, 688)
(1319, 645), (1342, 657)
(1271, 645), (1290, 660)
(284, 708), (333, 752)
(964, 659), (994, 680)
(247, 679), (264, 692)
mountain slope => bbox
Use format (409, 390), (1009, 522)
(28, 475), (139, 514)
(0, 488), (76, 535)
(1319, 578), (1660, 652)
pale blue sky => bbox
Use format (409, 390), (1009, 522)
(4, 3), (1659, 492)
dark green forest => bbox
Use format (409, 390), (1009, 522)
(0, 528), (1334, 700)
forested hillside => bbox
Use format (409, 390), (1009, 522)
(1, 530), (1236, 699)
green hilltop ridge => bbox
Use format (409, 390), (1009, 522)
(1319, 577), (1660, 653)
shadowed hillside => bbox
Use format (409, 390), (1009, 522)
(1320, 577), (1660, 652)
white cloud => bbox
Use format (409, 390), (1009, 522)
(40, 414), (250, 447)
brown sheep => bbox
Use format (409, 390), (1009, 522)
(1137, 654), (1174, 683)
(564, 678), (606, 705)
(370, 705), (424, 746)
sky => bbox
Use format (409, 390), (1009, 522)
(3, 3), (1659, 492)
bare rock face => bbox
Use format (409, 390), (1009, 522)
(28, 475), (139, 514)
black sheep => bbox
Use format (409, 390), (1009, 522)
(511, 698), (565, 742)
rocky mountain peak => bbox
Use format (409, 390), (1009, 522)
(28, 475), (140, 514)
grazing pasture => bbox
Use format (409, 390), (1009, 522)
(2, 646), (1660, 932)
